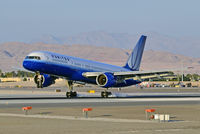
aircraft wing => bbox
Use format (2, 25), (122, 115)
(82, 70), (174, 80)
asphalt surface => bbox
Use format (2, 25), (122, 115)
(1, 98), (200, 108)
(0, 89), (200, 108)
(0, 87), (200, 134)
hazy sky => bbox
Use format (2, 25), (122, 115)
(0, 0), (200, 42)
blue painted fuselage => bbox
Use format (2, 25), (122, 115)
(23, 51), (140, 87)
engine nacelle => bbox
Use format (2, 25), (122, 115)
(34, 74), (56, 87)
(96, 73), (116, 88)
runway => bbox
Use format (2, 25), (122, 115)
(0, 92), (200, 108)
(1, 88), (200, 134)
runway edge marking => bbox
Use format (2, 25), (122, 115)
(0, 113), (159, 123)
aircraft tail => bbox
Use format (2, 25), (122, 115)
(123, 35), (147, 71)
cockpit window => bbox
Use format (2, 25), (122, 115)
(25, 56), (41, 60)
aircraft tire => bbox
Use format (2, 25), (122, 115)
(73, 92), (77, 97)
(66, 92), (71, 98)
(37, 82), (40, 88)
(108, 92), (112, 96)
(66, 91), (77, 98)
(101, 91), (109, 98)
(37, 81), (43, 88)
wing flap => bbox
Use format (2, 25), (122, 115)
(82, 70), (173, 80)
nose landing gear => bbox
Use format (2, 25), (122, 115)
(34, 72), (44, 88)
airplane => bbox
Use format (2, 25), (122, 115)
(23, 35), (171, 98)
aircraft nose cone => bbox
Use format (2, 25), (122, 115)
(23, 60), (30, 70)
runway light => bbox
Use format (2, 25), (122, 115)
(22, 106), (32, 115)
(88, 90), (95, 93)
(145, 109), (155, 113)
(82, 108), (93, 118)
(55, 89), (61, 92)
(145, 109), (155, 120)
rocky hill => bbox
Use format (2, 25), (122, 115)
(0, 42), (200, 74)
(30, 31), (200, 57)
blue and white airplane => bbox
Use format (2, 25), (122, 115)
(23, 35), (170, 98)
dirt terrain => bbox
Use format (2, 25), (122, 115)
(0, 105), (200, 134)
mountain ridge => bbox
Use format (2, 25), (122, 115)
(29, 31), (200, 58)
(0, 42), (199, 74)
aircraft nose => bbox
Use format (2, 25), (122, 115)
(23, 60), (31, 70)
(23, 60), (27, 68)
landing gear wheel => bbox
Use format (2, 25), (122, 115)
(37, 81), (43, 88)
(101, 91), (111, 98)
(37, 82), (40, 88)
(66, 91), (77, 98)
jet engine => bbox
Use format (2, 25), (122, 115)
(34, 74), (56, 88)
(96, 73), (116, 88)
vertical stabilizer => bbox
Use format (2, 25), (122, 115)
(124, 35), (147, 71)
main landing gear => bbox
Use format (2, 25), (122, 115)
(101, 90), (112, 98)
(66, 91), (77, 98)
(66, 80), (77, 98)
(65, 80), (112, 98)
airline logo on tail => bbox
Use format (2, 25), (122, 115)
(124, 35), (147, 71)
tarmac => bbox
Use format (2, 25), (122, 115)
(0, 86), (200, 134)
